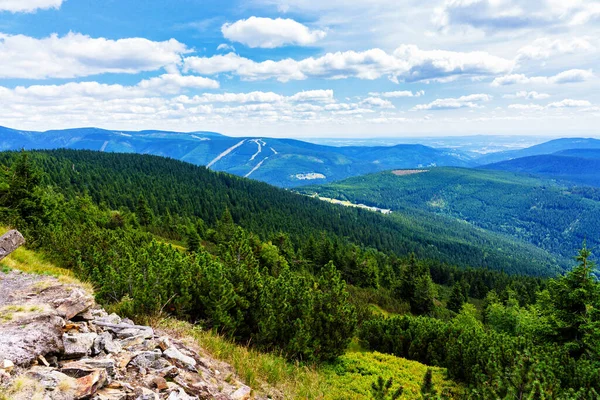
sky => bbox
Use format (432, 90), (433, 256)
(0, 0), (599, 138)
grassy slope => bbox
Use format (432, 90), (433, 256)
(0, 227), (462, 399)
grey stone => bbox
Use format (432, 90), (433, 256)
(0, 230), (25, 262)
(0, 313), (64, 366)
(231, 384), (252, 400)
(93, 332), (122, 355)
(130, 350), (162, 369)
(62, 358), (116, 378)
(63, 332), (98, 359)
(163, 347), (196, 370)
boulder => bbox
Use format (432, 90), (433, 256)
(0, 313), (64, 366)
(231, 385), (252, 400)
(1, 359), (14, 372)
(63, 332), (98, 359)
(93, 387), (128, 400)
(74, 369), (108, 399)
(167, 388), (199, 400)
(0, 230), (25, 262)
(130, 350), (162, 369)
(93, 332), (122, 355)
(26, 366), (76, 391)
(163, 347), (196, 370)
(62, 358), (116, 378)
(118, 334), (146, 349)
(55, 288), (95, 320)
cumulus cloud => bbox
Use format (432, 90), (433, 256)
(547, 99), (592, 108)
(508, 104), (545, 111)
(412, 94), (491, 110)
(184, 45), (514, 83)
(359, 97), (395, 108)
(0, 0), (63, 13)
(0, 32), (189, 79)
(492, 69), (595, 86)
(217, 43), (236, 52)
(517, 37), (596, 60)
(221, 17), (326, 48)
(182, 89), (334, 104)
(368, 90), (425, 97)
(503, 91), (551, 100)
(4, 74), (219, 100)
(434, 0), (600, 31)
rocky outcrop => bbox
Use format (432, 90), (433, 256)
(0, 270), (255, 399)
(0, 230), (26, 262)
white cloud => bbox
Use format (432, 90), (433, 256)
(508, 104), (545, 110)
(0, 32), (189, 79)
(217, 43), (236, 52)
(492, 69), (595, 86)
(434, 0), (600, 32)
(503, 91), (551, 100)
(184, 45), (514, 83)
(5, 74), (219, 100)
(0, 0), (63, 13)
(413, 94), (491, 110)
(517, 37), (596, 60)
(368, 90), (425, 97)
(221, 17), (326, 48)
(182, 89), (334, 104)
(547, 99), (592, 108)
(360, 97), (395, 108)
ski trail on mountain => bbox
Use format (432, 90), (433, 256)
(249, 139), (262, 161)
(207, 140), (246, 168)
(270, 147), (278, 155)
(100, 141), (109, 152)
(245, 157), (268, 178)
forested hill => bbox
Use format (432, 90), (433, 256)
(0, 149), (558, 275)
(299, 167), (600, 266)
(0, 126), (473, 188)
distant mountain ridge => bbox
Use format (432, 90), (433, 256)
(475, 138), (600, 164)
(0, 125), (474, 187)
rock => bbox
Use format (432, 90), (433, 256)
(231, 384), (252, 400)
(65, 322), (90, 333)
(0, 230), (26, 262)
(134, 386), (159, 400)
(0, 313), (64, 366)
(163, 347), (196, 370)
(157, 337), (171, 351)
(167, 388), (199, 400)
(152, 375), (168, 391)
(115, 327), (153, 339)
(63, 332), (98, 359)
(56, 288), (95, 320)
(130, 350), (162, 369)
(62, 358), (116, 378)
(0, 369), (10, 385)
(93, 387), (128, 400)
(93, 332), (122, 355)
(119, 334), (146, 349)
(174, 373), (213, 398)
(1, 359), (14, 372)
(74, 369), (108, 399)
(26, 366), (76, 391)
(155, 365), (179, 379)
(94, 313), (122, 326)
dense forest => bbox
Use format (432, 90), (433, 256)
(0, 150), (559, 276)
(2, 150), (600, 398)
(300, 167), (600, 267)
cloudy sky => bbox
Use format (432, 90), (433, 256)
(0, 0), (598, 137)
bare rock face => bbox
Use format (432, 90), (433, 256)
(0, 269), (261, 399)
(0, 230), (25, 262)
(0, 311), (65, 366)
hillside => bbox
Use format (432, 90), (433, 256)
(0, 149), (559, 275)
(482, 154), (600, 187)
(475, 137), (600, 164)
(298, 167), (600, 264)
(0, 126), (473, 188)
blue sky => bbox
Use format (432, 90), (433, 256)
(0, 0), (598, 137)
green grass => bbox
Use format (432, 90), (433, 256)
(156, 318), (462, 399)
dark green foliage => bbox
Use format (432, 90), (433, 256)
(371, 376), (403, 400)
(420, 369), (437, 399)
(301, 167), (600, 272)
(360, 248), (600, 398)
(0, 150), (560, 275)
(447, 282), (466, 313)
